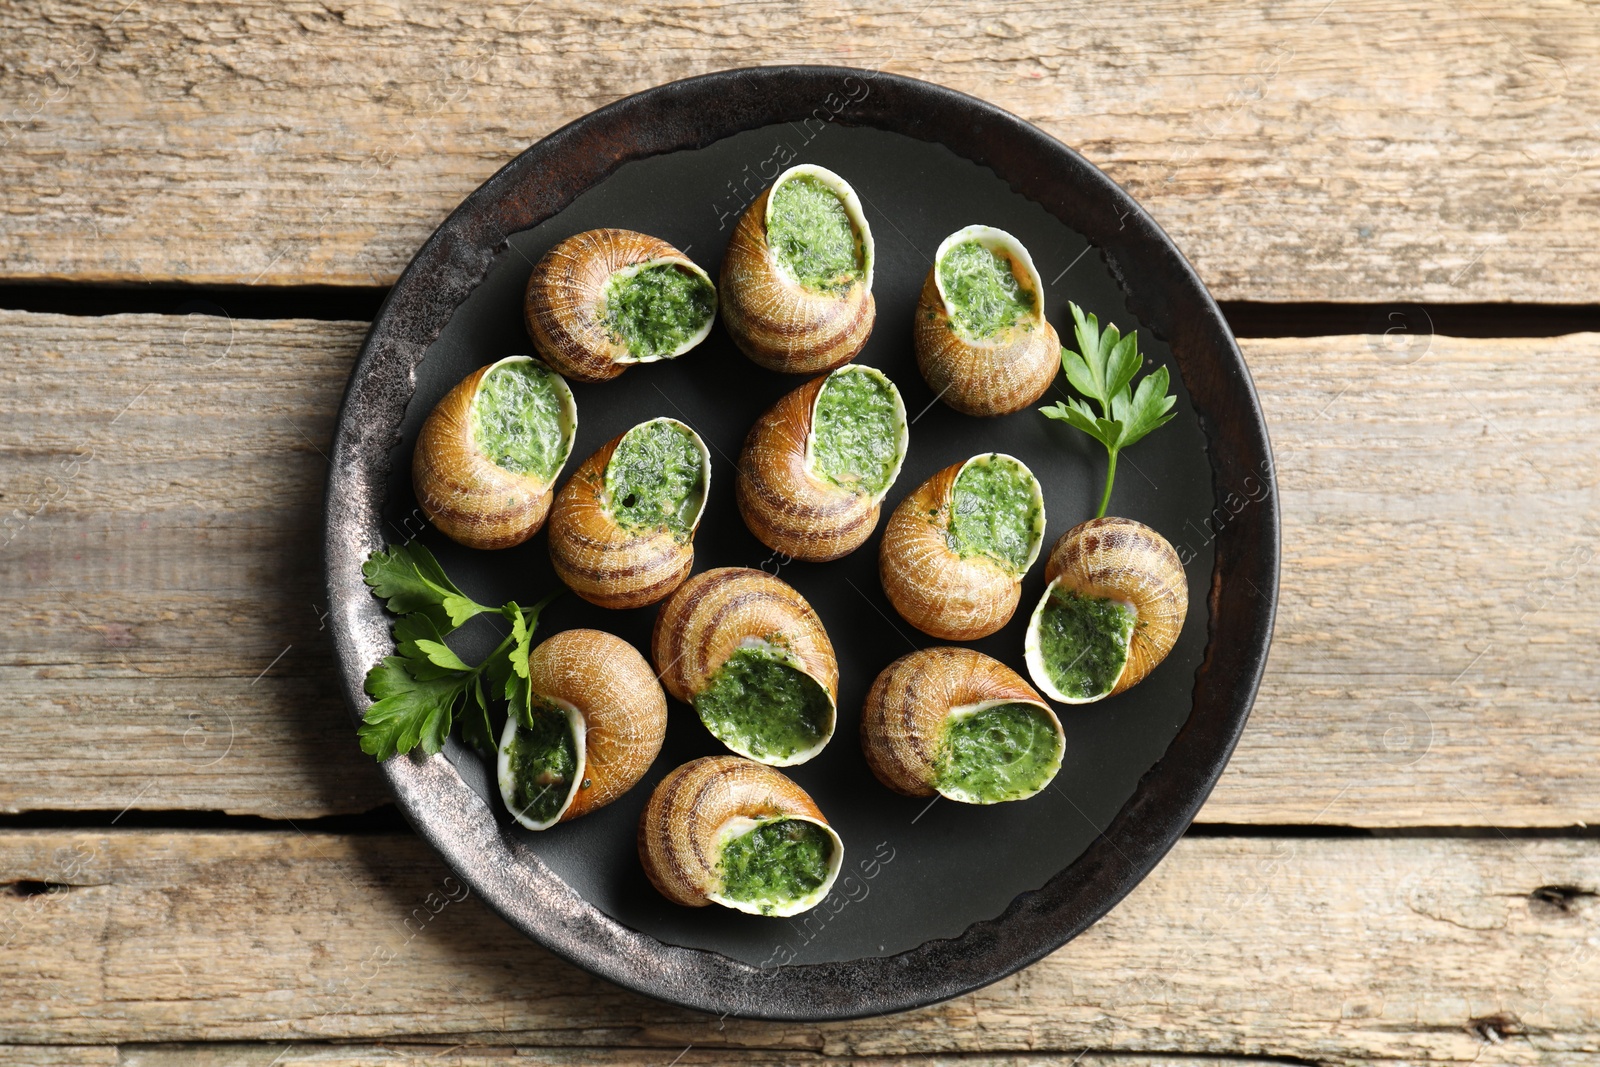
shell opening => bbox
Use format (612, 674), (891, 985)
(934, 698), (1065, 804)
(764, 164), (875, 293)
(932, 225), (1046, 344)
(706, 814), (845, 917)
(598, 257), (718, 364)
(468, 355), (579, 485)
(1024, 578), (1138, 705)
(496, 696), (588, 831)
(693, 641), (836, 767)
(946, 452), (1047, 577)
(804, 365), (909, 504)
(602, 417), (712, 539)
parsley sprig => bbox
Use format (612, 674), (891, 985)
(359, 542), (556, 761)
(1040, 302), (1178, 518)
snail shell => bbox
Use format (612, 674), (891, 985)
(879, 453), (1046, 640)
(525, 228), (716, 383)
(412, 355), (577, 550)
(736, 365), (908, 563)
(547, 417), (711, 610)
(497, 629), (667, 831)
(719, 164), (876, 374)
(861, 647), (1064, 804)
(652, 567), (838, 766)
(638, 755), (844, 916)
(914, 225), (1059, 417)
(1024, 517), (1189, 704)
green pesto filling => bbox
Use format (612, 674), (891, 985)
(718, 818), (834, 910)
(472, 360), (570, 480)
(605, 420), (705, 539)
(505, 700), (580, 825)
(939, 240), (1035, 339)
(767, 175), (863, 292)
(694, 646), (831, 762)
(937, 702), (1062, 803)
(809, 369), (901, 498)
(600, 263), (715, 359)
(1038, 589), (1137, 700)
(947, 456), (1041, 576)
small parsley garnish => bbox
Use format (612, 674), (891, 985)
(358, 541), (556, 761)
(1039, 302), (1178, 518)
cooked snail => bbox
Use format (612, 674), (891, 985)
(638, 755), (843, 916)
(497, 629), (667, 831)
(1024, 517), (1188, 704)
(861, 647), (1064, 804)
(914, 225), (1059, 417)
(720, 164), (875, 373)
(652, 567), (838, 766)
(525, 228), (717, 383)
(736, 364), (908, 562)
(412, 355), (577, 550)
(547, 417), (711, 610)
(879, 453), (1046, 640)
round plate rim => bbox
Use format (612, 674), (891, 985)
(322, 64), (1280, 1021)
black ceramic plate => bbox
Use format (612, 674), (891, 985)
(325, 66), (1278, 1020)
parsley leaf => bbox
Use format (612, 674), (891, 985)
(1041, 302), (1178, 517)
(361, 541), (493, 629)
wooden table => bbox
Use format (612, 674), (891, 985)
(4, 3), (1598, 1064)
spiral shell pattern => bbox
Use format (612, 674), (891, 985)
(496, 629), (667, 830)
(1024, 517), (1189, 703)
(547, 419), (710, 610)
(412, 356), (576, 551)
(861, 647), (1061, 802)
(525, 228), (715, 383)
(719, 165), (876, 374)
(637, 755), (843, 915)
(736, 369), (908, 563)
(878, 455), (1045, 640)
(914, 226), (1059, 417)
(652, 567), (839, 709)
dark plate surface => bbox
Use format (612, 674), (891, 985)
(325, 66), (1279, 1019)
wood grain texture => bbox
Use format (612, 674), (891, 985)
(2, 311), (1598, 824)
(1, 830), (1596, 1064)
(2, 0), (1598, 300)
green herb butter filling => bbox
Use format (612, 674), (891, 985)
(718, 818), (835, 911)
(604, 420), (707, 539)
(937, 701), (1063, 803)
(767, 175), (863, 292)
(600, 262), (715, 360)
(939, 240), (1035, 339)
(694, 646), (832, 762)
(472, 359), (572, 481)
(947, 456), (1041, 575)
(810, 369), (903, 498)
(1037, 588), (1137, 701)
(503, 700), (581, 826)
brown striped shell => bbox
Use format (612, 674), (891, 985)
(1024, 517), (1189, 703)
(861, 647), (1063, 803)
(496, 629), (667, 831)
(719, 164), (876, 374)
(914, 226), (1059, 417)
(547, 418), (711, 610)
(879, 454), (1046, 640)
(637, 755), (844, 915)
(735, 367), (908, 563)
(525, 228), (716, 382)
(652, 567), (839, 763)
(412, 355), (577, 550)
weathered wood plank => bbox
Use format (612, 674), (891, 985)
(2, 0), (1597, 301)
(2, 831), (1596, 1064)
(3, 311), (1598, 824)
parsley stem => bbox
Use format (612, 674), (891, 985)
(1096, 448), (1118, 519)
